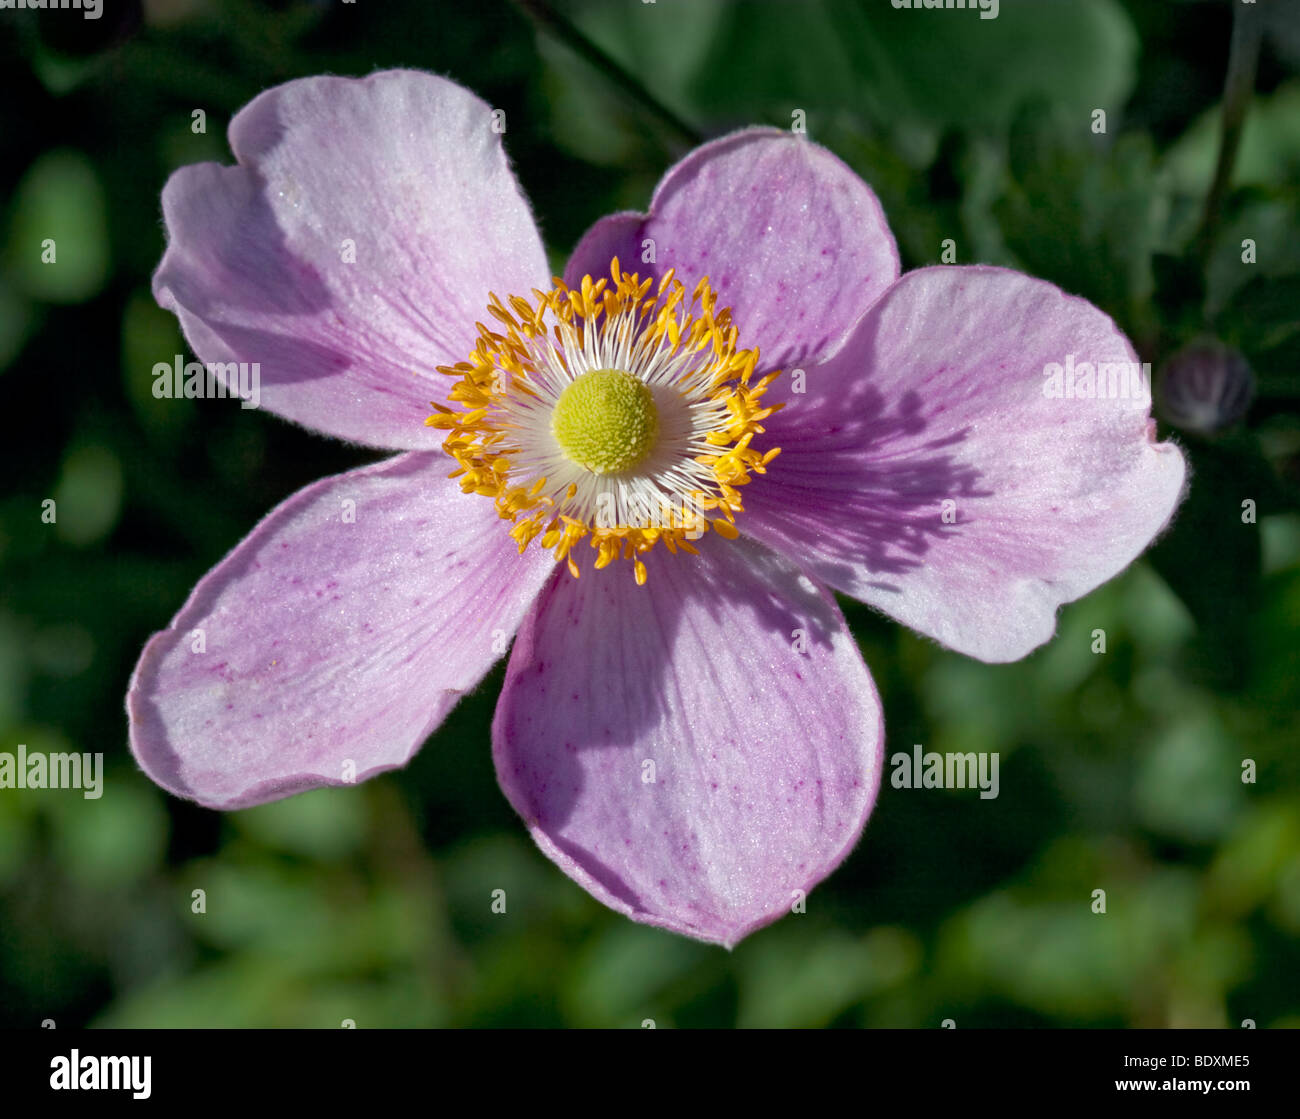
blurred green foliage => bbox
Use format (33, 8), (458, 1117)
(1, 0), (1297, 1029)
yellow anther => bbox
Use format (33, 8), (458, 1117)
(428, 268), (781, 583)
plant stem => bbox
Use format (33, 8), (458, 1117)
(511, 0), (704, 148)
(1195, 0), (1265, 263)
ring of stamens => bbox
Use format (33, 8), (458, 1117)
(427, 259), (782, 584)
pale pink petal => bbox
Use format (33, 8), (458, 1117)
(741, 266), (1188, 663)
(128, 454), (555, 809)
(565, 128), (899, 370)
(153, 69), (549, 450)
(492, 534), (885, 948)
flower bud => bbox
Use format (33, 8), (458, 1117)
(1156, 339), (1254, 434)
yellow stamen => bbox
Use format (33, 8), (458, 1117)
(428, 260), (782, 581)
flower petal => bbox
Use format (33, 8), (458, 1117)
(153, 69), (549, 450)
(128, 454), (555, 809)
(492, 533), (884, 947)
(741, 265), (1188, 663)
(565, 128), (899, 370)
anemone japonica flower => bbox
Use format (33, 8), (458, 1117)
(127, 70), (1186, 947)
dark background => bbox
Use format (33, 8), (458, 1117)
(1, 0), (1297, 1027)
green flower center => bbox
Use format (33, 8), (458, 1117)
(551, 368), (660, 474)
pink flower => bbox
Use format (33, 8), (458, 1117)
(127, 70), (1186, 947)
